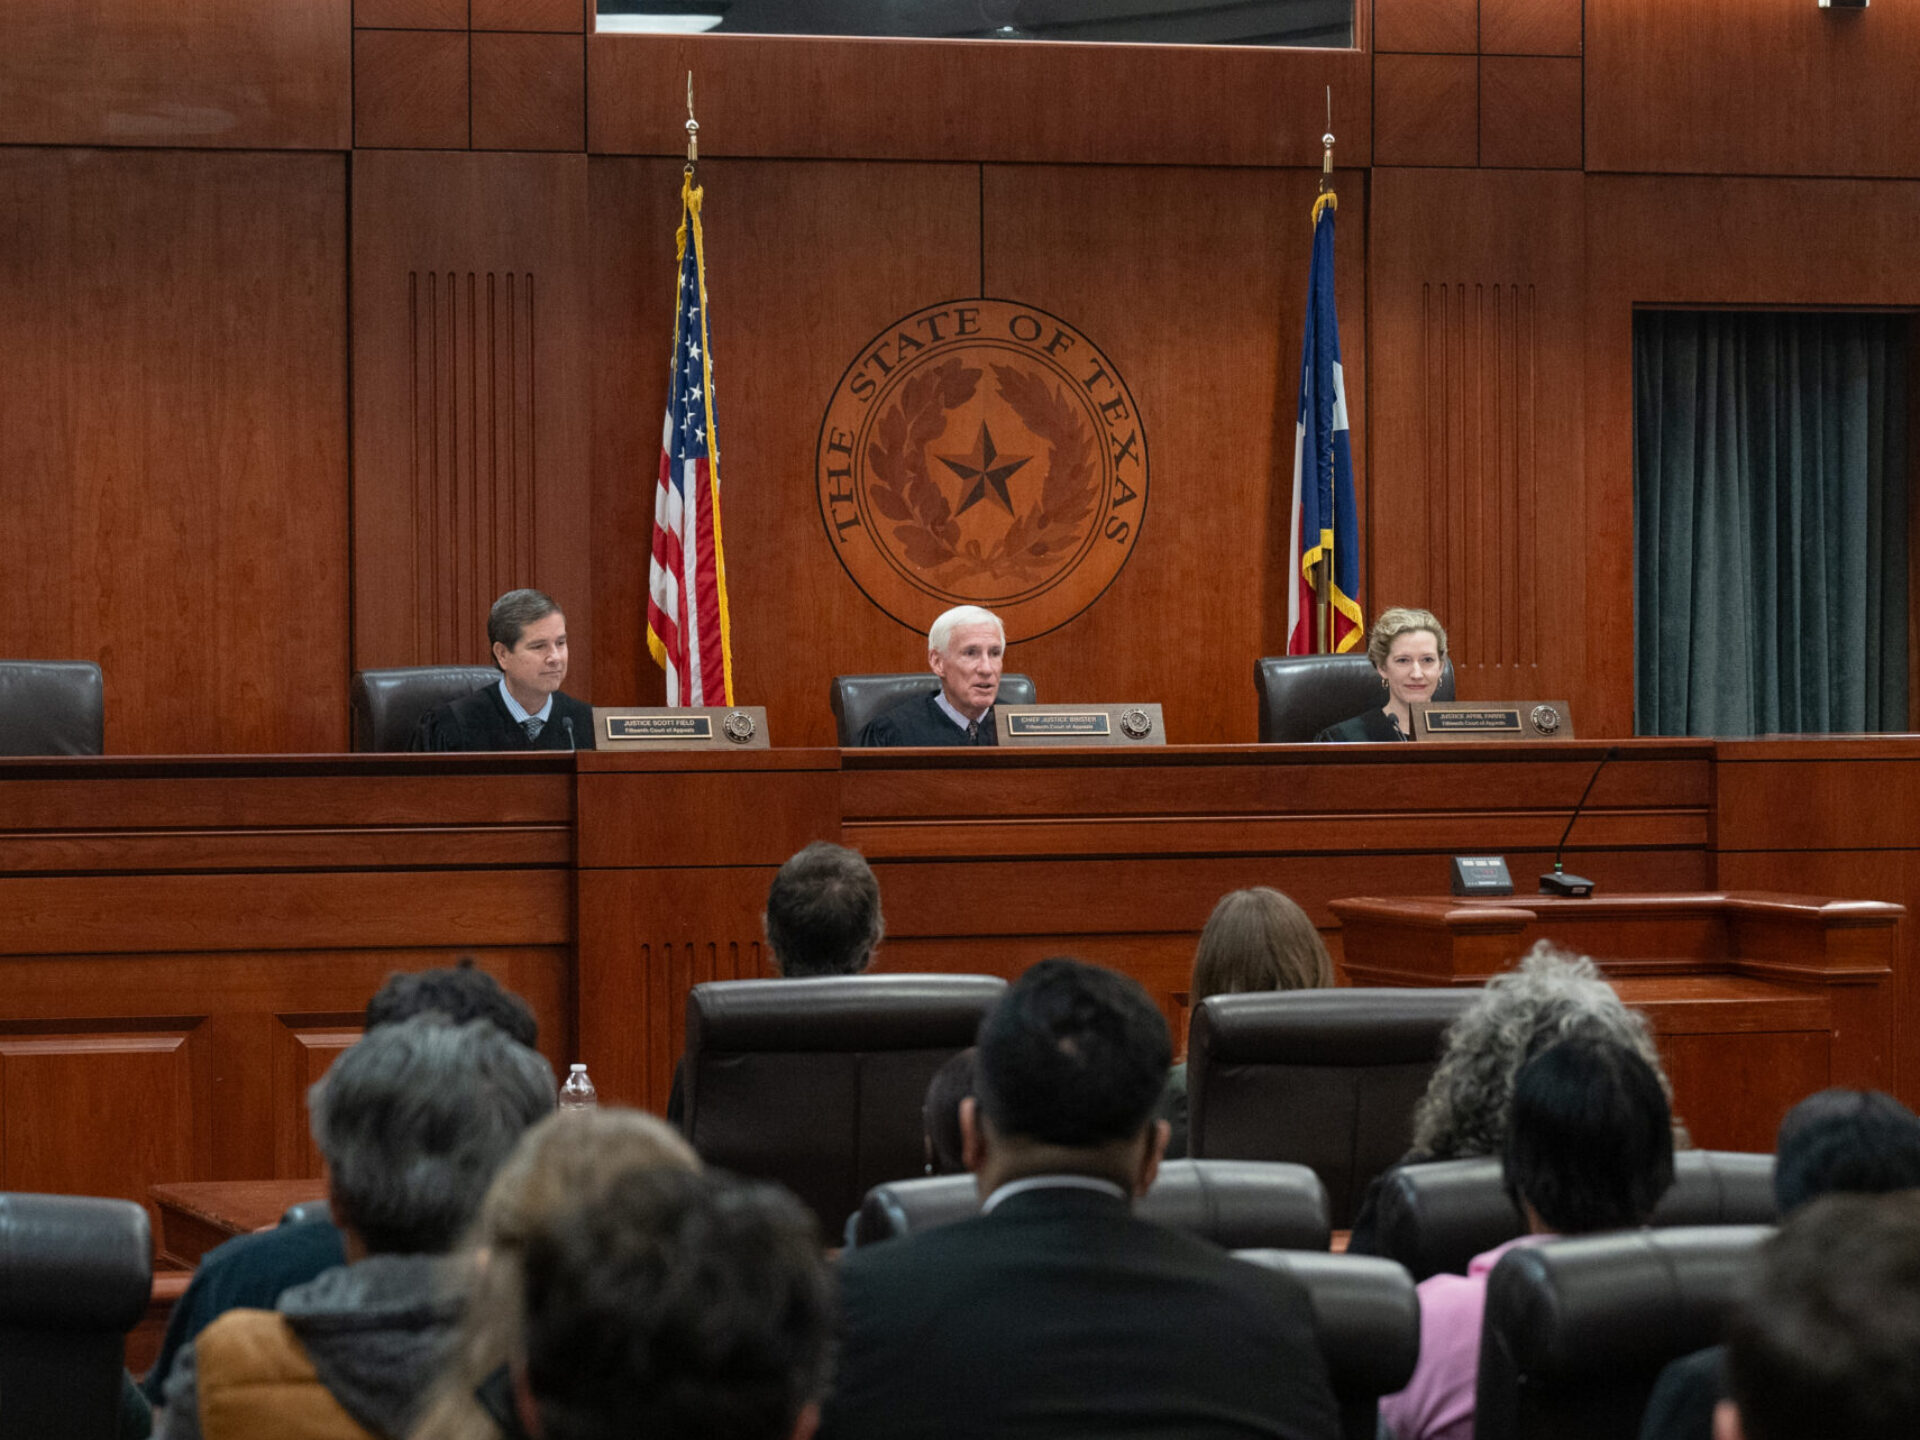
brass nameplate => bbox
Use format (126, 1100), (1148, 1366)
(998, 703), (1165, 747)
(593, 706), (771, 751)
(1007, 711), (1111, 738)
(1412, 701), (1575, 742)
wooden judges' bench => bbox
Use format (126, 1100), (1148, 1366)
(1, 737), (1916, 1225)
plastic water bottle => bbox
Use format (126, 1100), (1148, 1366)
(558, 1062), (597, 1111)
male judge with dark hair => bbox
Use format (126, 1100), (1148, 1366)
(411, 589), (596, 751)
(820, 957), (1341, 1440)
(859, 604), (1006, 746)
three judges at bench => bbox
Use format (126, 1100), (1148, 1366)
(412, 590), (596, 752)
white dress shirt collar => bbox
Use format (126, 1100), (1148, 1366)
(497, 679), (553, 726)
(981, 1174), (1128, 1214)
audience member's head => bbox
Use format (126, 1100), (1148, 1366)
(365, 957), (539, 1048)
(1413, 941), (1674, 1160)
(922, 1047), (976, 1177)
(763, 842), (884, 978)
(1503, 1035), (1674, 1235)
(518, 1169), (832, 1440)
(1190, 886), (1334, 1005)
(966, 958), (1172, 1196)
(1719, 1191), (1920, 1440)
(1772, 1087), (1920, 1215)
(412, 1108), (702, 1440)
(310, 1015), (555, 1256)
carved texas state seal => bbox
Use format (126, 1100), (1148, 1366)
(816, 299), (1148, 642)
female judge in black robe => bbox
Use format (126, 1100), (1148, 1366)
(1315, 606), (1449, 743)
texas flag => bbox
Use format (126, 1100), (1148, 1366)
(1286, 192), (1364, 655)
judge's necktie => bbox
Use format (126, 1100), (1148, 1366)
(967, 720), (980, 744)
(522, 717), (544, 744)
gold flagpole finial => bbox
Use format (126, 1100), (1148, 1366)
(685, 71), (699, 172)
(1320, 86), (1335, 193)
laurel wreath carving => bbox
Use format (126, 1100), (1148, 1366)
(866, 357), (1099, 586)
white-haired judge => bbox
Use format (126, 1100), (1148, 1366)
(860, 605), (1007, 746)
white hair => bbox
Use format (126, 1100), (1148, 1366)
(927, 605), (1004, 656)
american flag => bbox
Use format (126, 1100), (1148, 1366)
(1286, 190), (1364, 655)
(646, 172), (734, 705)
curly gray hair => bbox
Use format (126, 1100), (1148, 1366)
(1411, 942), (1675, 1158)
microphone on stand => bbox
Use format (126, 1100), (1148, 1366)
(560, 716), (576, 751)
(1539, 745), (1619, 897)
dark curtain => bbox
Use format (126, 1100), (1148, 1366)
(1634, 311), (1909, 735)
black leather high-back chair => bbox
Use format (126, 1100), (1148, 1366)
(0, 1192), (152, 1440)
(682, 974), (1006, 1233)
(349, 665), (501, 751)
(830, 672), (1038, 746)
(1234, 1250), (1422, 1440)
(0, 660), (104, 755)
(1186, 988), (1480, 1226)
(1254, 653), (1457, 743)
(852, 1158), (1331, 1250)
(1476, 1226), (1771, 1440)
(1374, 1150), (1777, 1281)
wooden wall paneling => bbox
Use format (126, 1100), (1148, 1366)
(587, 35), (1372, 166)
(1367, 169), (1587, 717)
(1479, 57), (1582, 170)
(978, 166), (1366, 743)
(0, 0), (350, 149)
(1373, 54), (1479, 168)
(472, 33), (586, 152)
(273, 1022), (360, 1177)
(474, 0), (583, 29)
(0, 150), (349, 755)
(356, 0), (467, 25)
(1583, 178), (1920, 735)
(1657, 1030), (1830, 1153)
(0, 1030), (200, 1220)
(1373, 0), (1478, 54)
(352, 153), (593, 688)
(588, 158), (981, 727)
(1480, 0), (1582, 56)
(0, 945), (570, 1202)
(1587, 0), (1920, 177)
(354, 29), (471, 149)
(1716, 738), (1920, 1107)
(576, 871), (773, 1111)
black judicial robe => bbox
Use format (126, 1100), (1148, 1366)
(1314, 707), (1405, 744)
(410, 684), (597, 752)
(859, 691), (998, 747)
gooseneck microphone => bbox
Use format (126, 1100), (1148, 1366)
(560, 716), (576, 751)
(1540, 745), (1619, 897)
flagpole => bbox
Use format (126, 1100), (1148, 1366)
(1313, 95), (1335, 653)
(685, 70), (699, 174)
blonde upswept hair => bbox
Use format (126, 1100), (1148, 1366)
(1366, 607), (1449, 669)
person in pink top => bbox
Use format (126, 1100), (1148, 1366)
(1379, 1035), (1677, 1440)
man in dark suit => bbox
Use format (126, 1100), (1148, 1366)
(412, 588), (596, 750)
(819, 958), (1342, 1440)
(859, 604), (1006, 746)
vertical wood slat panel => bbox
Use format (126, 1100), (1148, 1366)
(1421, 281), (1540, 674)
(407, 269), (538, 662)
(1371, 170), (1582, 712)
(355, 153), (591, 684)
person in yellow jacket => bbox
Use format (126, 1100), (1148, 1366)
(156, 1017), (554, 1440)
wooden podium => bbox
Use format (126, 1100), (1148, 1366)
(1329, 892), (1901, 1151)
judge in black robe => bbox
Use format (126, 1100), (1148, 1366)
(860, 690), (998, 747)
(409, 588), (597, 752)
(858, 604), (1007, 748)
(412, 683), (596, 752)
